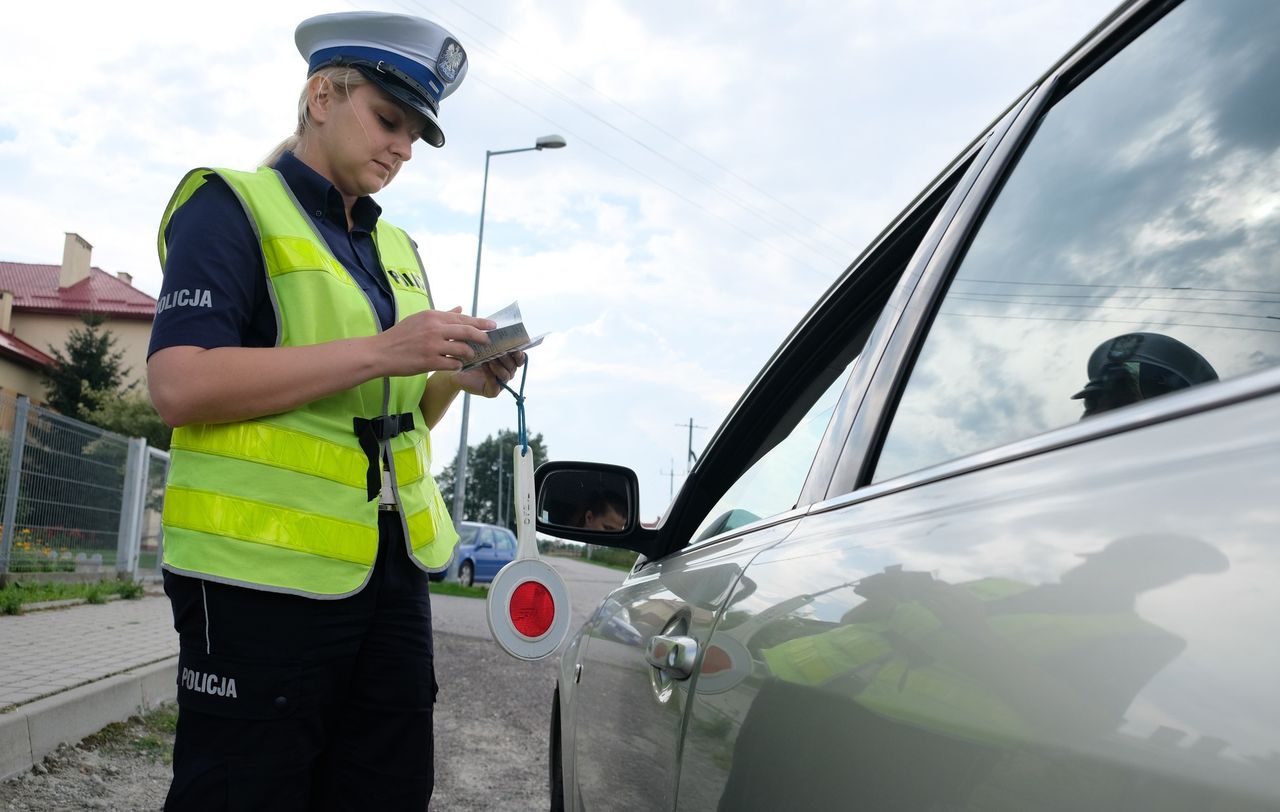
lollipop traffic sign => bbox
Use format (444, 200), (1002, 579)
(486, 445), (572, 660)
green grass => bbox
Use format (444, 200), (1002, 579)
(428, 581), (489, 599)
(589, 559), (637, 572)
(82, 703), (178, 765)
(546, 547), (639, 572)
(0, 579), (147, 614)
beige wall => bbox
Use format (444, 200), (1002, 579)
(10, 313), (153, 389)
(0, 360), (49, 404)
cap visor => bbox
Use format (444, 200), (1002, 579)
(360, 70), (446, 148)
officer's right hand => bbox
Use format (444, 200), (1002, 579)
(377, 307), (495, 376)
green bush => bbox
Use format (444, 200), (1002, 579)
(0, 590), (22, 615)
(588, 545), (640, 570)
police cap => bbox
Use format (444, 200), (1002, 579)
(295, 11), (468, 148)
(1071, 332), (1218, 402)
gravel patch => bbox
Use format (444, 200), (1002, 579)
(0, 630), (560, 810)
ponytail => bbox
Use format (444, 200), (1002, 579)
(260, 67), (367, 167)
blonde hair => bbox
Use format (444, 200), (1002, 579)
(262, 67), (369, 166)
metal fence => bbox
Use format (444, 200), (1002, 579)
(0, 394), (169, 581)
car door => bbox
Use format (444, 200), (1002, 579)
(675, 1), (1280, 809)
(473, 528), (500, 581)
(562, 125), (1005, 811)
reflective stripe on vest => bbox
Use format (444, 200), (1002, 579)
(157, 166), (459, 597)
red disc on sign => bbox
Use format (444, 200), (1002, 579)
(510, 580), (554, 639)
(486, 558), (572, 660)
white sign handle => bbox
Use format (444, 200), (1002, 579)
(513, 446), (538, 559)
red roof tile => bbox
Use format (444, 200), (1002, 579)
(0, 262), (156, 319)
(0, 330), (56, 369)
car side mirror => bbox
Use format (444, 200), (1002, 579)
(536, 464), (635, 534)
(535, 461), (664, 560)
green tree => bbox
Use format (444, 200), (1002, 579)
(436, 429), (549, 532)
(43, 314), (132, 418)
(81, 385), (172, 450)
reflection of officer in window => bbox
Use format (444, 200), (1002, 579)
(573, 490), (629, 531)
(719, 534), (1229, 810)
(1072, 332), (1218, 418)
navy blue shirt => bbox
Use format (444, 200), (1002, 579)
(148, 152), (400, 358)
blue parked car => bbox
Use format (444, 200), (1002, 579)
(429, 521), (517, 587)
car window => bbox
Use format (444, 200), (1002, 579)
(458, 525), (478, 545)
(874, 0), (1280, 484)
(691, 356), (857, 543)
(495, 531), (515, 553)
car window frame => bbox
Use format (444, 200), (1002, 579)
(820, 0), (1270, 503)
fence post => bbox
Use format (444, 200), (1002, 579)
(0, 395), (30, 577)
(128, 438), (149, 577)
(149, 448), (169, 575)
(115, 437), (146, 579)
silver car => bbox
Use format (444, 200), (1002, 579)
(537, 0), (1280, 808)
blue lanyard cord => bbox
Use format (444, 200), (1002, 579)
(499, 358), (530, 456)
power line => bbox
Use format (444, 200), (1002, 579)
(947, 288), (1280, 305)
(464, 72), (837, 278)
(381, 0), (849, 271)
(959, 278), (1280, 297)
(937, 309), (1280, 334)
(947, 293), (1279, 322)
(432, 0), (862, 255)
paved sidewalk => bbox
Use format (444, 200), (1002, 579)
(0, 596), (178, 780)
(0, 596), (177, 711)
(0, 557), (623, 782)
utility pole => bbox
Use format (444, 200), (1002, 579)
(660, 458), (678, 500)
(676, 418), (706, 474)
(496, 449), (505, 527)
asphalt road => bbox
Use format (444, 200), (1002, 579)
(429, 555), (627, 811)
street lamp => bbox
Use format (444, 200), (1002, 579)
(451, 134), (567, 525)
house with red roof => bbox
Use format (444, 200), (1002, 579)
(0, 233), (156, 405)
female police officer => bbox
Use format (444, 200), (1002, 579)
(147, 11), (517, 809)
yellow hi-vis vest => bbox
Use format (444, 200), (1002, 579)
(156, 166), (459, 598)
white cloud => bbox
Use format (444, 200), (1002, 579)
(0, 0), (1120, 515)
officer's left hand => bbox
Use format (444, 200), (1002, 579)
(452, 350), (525, 398)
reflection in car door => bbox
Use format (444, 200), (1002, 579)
(674, 1), (1280, 808)
(569, 522), (800, 811)
(683, 388), (1280, 810)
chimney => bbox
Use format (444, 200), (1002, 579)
(116, 271), (133, 286)
(0, 291), (12, 333)
(60, 233), (93, 289)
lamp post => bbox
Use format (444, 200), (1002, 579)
(451, 134), (567, 526)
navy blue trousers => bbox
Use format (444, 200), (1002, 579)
(163, 512), (437, 811)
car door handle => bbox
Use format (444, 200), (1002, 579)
(645, 635), (698, 680)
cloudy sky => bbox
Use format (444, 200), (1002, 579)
(1, 0), (1120, 518)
